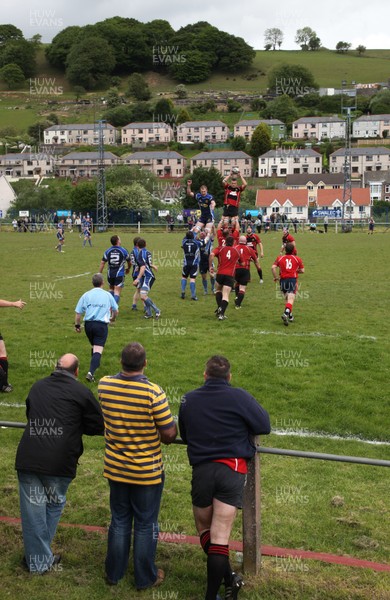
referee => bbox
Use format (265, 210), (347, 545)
(74, 273), (118, 382)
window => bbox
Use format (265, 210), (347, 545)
(352, 156), (359, 162)
(280, 168), (287, 175)
(366, 156), (373, 161)
(261, 158), (265, 164)
(272, 207), (280, 212)
(297, 206), (303, 213)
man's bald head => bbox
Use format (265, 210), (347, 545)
(56, 353), (79, 375)
(239, 235), (247, 244)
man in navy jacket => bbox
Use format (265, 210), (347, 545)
(15, 353), (104, 573)
(179, 355), (270, 600)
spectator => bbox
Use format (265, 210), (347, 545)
(0, 298), (26, 392)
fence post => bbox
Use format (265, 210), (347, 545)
(242, 436), (261, 575)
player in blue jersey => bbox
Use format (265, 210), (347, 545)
(186, 180), (215, 235)
(133, 238), (160, 319)
(98, 235), (131, 312)
(82, 225), (92, 247)
(55, 221), (65, 252)
(198, 226), (216, 295)
(180, 231), (202, 301)
(130, 236), (142, 310)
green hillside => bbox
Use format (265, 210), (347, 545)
(1, 47), (389, 96)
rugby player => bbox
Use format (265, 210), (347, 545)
(133, 239), (161, 319)
(181, 231), (202, 301)
(272, 242), (304, 326)
(130, 236), (142, 310)
(246, 225), (264, 283)
(222, 170), (247, 228)
(216, 218), (239, 248)
(55, 220), (65, 252)
(198, 226), (216, 295)
(210, 237), (241, 321)
(186, 180), (215, 235)
(281, 227), (297, 255)
(234, 236), (261, 309)
(99, 235), (131, 310)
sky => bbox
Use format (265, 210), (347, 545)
(2, 0), (390, 49)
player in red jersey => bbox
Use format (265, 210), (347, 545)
(216, 218), (239, 248)
(222, 171), (247, 228)
(234, 236), (261, 309)
(281, 227), (297, 255)
(272, 243), (304, 326)
(209, 237), (241, 320)
(246, 225), (264, 283)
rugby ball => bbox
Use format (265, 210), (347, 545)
(232, 167), (239, 174)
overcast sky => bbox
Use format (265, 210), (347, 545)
(3, 0), (390, 49)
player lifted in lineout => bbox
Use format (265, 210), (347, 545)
(186, 180), (215, 235)
(222, 168), (247, 229)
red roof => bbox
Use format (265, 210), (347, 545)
(317, 188), (370, 207)
(255, 189), (308, 207)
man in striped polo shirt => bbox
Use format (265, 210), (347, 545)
(98, 342), (177, 590)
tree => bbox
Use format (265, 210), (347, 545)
(126, 73), (151, 101)
(106, 183), (152, 211)
(153, 98), (176, 124)
(27, 121), (51, 144)
(0, 39), (37, 78)
(262, 95), (299, 127)
(45, 26), (82, 70)
(183, 167), (224, 207)
(175, 84), (187, 99)
(231, 136), (247, 151)
(0, 24), (23, 45)
(268, 64), (318, 97)
(264, 43), (272, 51)
(308, 35), (321, 51)
(336, 41), (351, 53)
(227, 99), (242, 112)
(356, 45), (366, 56)
(0, 63), (25, 89)
(250, 98), (267, 111)
(70, 181), (96, 214)
(65, 36), (116, 89)
(106, 165), (157, 192)
(176, 108), (191, 125)
(249, 123), (272, 158)
(106, 89), (121, 108)
(369, 90), (390, 115)
(264, 28), (283, 50)
(169, 50), (212, 83)
(295, 27), (318, 51)
(73, 85), (86, 101)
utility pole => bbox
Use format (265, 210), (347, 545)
(96, 119), (107, 231)
(341, 81), (357, 231)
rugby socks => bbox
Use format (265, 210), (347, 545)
(215, 292), (222, 308)
(181, 279), (187, 293)
(236, 291), (245, 307)
(190, 282), (196, 298)
(114, 294), (120, 305)
(210, 277), (215, 293)
(0, 357), (9, 385)
(202, 278), (208, 293)
(205, 544), (229, 600)
(234, 284), (239, 298)
(144, 297), (159, 315)
(89, 352), (101, 375)
(220, 300), (228, 316)
(285, 302), (293, 315)
(257, 267), (263, 280)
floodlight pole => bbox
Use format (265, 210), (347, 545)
(341, 82), (357, 231)
(96, 119), (107, 231)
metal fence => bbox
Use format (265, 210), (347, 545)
(1, 420), (389, 574)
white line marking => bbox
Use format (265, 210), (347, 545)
(252, 330), (377, 341)
(272, 429), (390, 446)
(0, 402), (25, 408)
(55, 272), (91, 280)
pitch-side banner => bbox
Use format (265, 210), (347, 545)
(312, 209), (342, 218)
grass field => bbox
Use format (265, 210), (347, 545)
(0, 228), (389, 599)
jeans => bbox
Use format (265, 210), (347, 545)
(18, 471), (72, 573)
(105, 476), (164, 589)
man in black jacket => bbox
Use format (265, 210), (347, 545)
(179, 355), (270, 600)
(15, 353), (104, 573)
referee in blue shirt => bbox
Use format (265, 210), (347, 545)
(75, 273), (118, 382)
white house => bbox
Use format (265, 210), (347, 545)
(0, 175), (17, 217)
(255, 189), (309, 220)
(258, 149), (323, 177)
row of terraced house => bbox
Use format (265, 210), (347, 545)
(42, 115), (390, 146)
